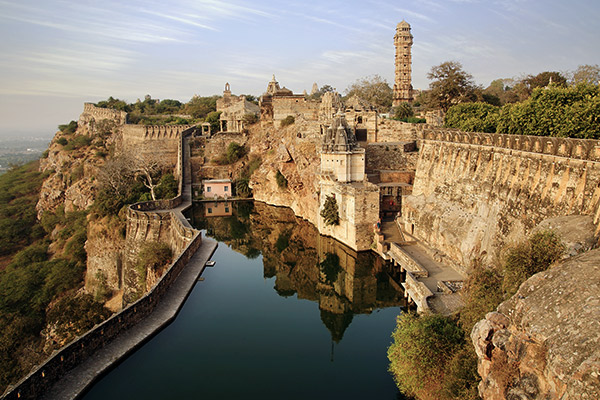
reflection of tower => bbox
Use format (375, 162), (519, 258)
(393, 20), (414, 106)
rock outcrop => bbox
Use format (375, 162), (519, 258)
(471, 248), (600, 399)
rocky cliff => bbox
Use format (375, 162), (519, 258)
(471, 248), (600, 399)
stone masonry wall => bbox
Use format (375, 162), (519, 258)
(366, 142), (418, 172)
(402, 130), (600, 272)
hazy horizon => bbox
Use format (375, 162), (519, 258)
(1, 0), (599, 139)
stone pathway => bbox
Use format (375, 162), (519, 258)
(381, 219), (465, 315)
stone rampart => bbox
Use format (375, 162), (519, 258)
(376, 119), (425, 142)
(4, 130), (199, 400)
(403, 130), (600, 271)
(3, 214), (200, 400)
(420, 129), (600, 162)
(79, 103), (128, 126)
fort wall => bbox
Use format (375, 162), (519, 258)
(402, 130), (600, 272)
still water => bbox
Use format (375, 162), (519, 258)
(82, 202), (405, 399)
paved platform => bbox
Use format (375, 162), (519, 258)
(381, 219), (465, 315)
(40, 238), (217, 400)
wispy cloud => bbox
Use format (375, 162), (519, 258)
(393, 8), (436, 23)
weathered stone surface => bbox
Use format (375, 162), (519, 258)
(472, 248), (600, 399)
(534, 215), (598, 258)
(402, 137), (600, 271)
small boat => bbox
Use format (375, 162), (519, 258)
(205, 260), (216, 267)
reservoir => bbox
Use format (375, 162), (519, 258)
(82, 202), (406, 399)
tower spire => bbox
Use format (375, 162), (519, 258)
(393, 20), (414, 105)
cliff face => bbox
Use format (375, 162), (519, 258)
(471, 249), (600, 399)
(245, 118), (323, 226)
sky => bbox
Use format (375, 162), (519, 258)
(0, 0), (599, 139)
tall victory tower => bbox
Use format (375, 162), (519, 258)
(393, 20), (414, 105)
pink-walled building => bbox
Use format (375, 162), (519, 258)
(202, 179), (232, 199)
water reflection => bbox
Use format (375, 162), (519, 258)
(189, 201), (406, 343)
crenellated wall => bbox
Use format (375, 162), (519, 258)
(402, 130), (600, 272)
(79, 103), (128, 129)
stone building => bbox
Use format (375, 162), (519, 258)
(393, 20), (414, 105)
(318, 112), (379, 251)
(259, 75), (320, 124)
(215, 83), (260, 133)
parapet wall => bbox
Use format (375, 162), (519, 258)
(420, 129), (600, 162)
(402, 129), (600, 272)
(80, 103), (128, 126)
(3, 208), (200, 400)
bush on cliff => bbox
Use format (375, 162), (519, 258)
(388, 312), (467, 399)
(502, 229), (564, 297)
(275, 170), (288, 189)
(58, 120), (78, 134)
(280, 115), (295, 127)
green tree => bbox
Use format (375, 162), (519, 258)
(496, 83), (600, 138)
(445, 102), (500, 133)
(392, 103), (414, 119)
(426, 61), (479, 111)
(320, 194), (340, 226)
(205, 111), (222, 133)
(345, 75), (393, 111)
(524, 71), (567, 92)
(184, 95), (219, 119)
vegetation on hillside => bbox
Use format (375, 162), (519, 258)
(388, 230), (565, 400)
(95, 94), (221, 126)
(0, 162), (110, 391)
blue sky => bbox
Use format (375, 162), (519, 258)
(0, 0), (598, 138)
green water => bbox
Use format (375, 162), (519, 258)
(82, 202), (405, 399)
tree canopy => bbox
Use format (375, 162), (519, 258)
(425, 61), (479, 111)
(344, 75), (393, 112)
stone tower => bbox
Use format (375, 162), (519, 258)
(393, 20), (413, 105)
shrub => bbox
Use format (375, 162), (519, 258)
(458, 259), (504, 334)
(445, 102), (500, 133)
(63, 135), (92, 151)
(56, 137), (68, 146)
(280, 115), (295, 127)
(235, 178), (252, 198)
(242, 113), (258, 125)
(155, 173), (177, 199)
(58, 120), (77, 134)
(320, 194), (340, 226)
(275, 170), (288, 189)
(502, 229), (564, 297)
(388, 312), (464, 399)
(393, 103), (414, 119)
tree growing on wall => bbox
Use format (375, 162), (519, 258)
(320, 194), (340, 226)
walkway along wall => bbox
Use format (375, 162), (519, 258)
(2, 130), (201, 400)
(401, 130), (600, 273)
